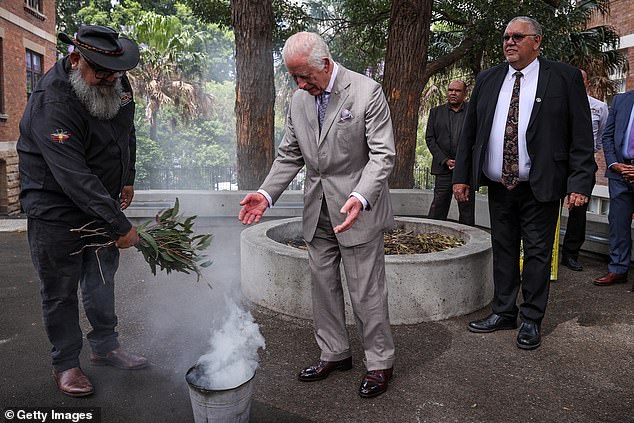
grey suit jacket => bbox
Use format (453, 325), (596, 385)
(260, 65), (395, 247)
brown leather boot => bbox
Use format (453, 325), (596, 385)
(52, 367), (94, 397)
(90, 347), (148, 369)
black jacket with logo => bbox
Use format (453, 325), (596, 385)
(17, 56), (136, 236)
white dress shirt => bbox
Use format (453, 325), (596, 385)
(588, 95), (608, 152)
(484, 58), (540, 183)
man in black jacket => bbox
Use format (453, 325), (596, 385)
(453, 16), (594, 350)
(18, 25), (147, 398)
(426, 80), (474, 225)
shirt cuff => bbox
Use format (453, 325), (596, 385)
(257, 189), (273, 207)
(608, 162), (619, 169)
(350, 192), (368, 210)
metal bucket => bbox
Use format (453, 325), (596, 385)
(185, 365), (255, 423)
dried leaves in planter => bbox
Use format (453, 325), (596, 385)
(384, 229), (464, 255)
(281, 228), (464, 255)
(136, 198), (213, 281)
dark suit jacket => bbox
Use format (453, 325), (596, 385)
(453, 57), (595, 202)
(602, 90), (634, 180)
(426, 102), (467, 175)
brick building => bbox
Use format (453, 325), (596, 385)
(0, 0), (56, 215)
(592, 0), (634, 92)
(587, 0), (634, 187)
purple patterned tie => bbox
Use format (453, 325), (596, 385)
(318, 91), (329, 131)
(627, 123), (634, 158)
(502, 71), (523, 190)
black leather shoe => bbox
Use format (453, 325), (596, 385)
(468, 313), (518, 333)
(298, 357), (352, 381)
(561, 255), (583, 271)
(359, 368), (393, 398)
(516, 321), (541, 350)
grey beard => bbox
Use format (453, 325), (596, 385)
(69, 69), (123, 120)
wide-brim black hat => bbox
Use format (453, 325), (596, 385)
(58, 24), (140, 72)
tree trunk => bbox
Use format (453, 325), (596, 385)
(232, 0), (275, 190)
(382, 0), (433, 188)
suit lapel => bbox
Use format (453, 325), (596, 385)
(319, 68), (351, 145)
(302, 93), (319, 142)
(528, 57), (550, 130)
(481, 65), (508, 141)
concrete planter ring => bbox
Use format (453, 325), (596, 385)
(240, 217), (493, 324)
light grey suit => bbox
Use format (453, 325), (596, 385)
(260, 65), (396, 370)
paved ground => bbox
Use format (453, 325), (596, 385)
(1, 217), (633, 423)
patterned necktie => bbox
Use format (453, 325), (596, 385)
(501, 71), (523, 190)
(318, 91), (330, 131)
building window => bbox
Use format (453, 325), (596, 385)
(25, 0), (42, 13)
(26, 49), (43, 99)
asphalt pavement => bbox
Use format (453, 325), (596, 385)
(1, 217), (633, 423)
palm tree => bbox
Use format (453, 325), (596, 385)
(125, 12), (212, 140)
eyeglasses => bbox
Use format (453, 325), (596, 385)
(502, 33), (539, 44)
(80, 54), (124, 79)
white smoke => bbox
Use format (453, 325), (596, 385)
(194, 295), (266, 390)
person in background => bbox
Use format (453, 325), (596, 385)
(453, 16), (594, 350)
(238, 31), (396, 398)
(18, 24), (147, 398)
(592, 87), (634, 288)
(426, 80), (475, 226)
(560, 69), (607, 271)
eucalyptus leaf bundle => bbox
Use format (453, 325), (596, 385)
(136, 198), (213, 281)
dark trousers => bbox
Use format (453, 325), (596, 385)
(488, 182), (560, 324)
(562, 202), (588, 259)
(27, 218), (120, 372)
(607, 177), (634, 274)
(562, 174), (595, 259)
(428, 173), (475, 226)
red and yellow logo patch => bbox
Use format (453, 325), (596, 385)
(50, 129), (71, 144)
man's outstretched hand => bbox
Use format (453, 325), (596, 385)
(333, 197), (363, 234)
(239, 192), (269, 225)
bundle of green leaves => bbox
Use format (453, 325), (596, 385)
(136, 198), (213, 281)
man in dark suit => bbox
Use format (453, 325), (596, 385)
(453, 16), (595, 350)
(561, 69), (607, 272)
(426, 80), (475, 225)
(592, 90), (634, 289)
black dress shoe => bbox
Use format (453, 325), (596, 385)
(359, 368), (393, 398)
(516, 321), (541, 350)
(298, 357), (352, 381)
(468, 313), (518, 333)
(561, 255), (583, 271)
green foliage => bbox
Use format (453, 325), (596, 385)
(309, 0), (391, 75)
(136, 198), (213, 282)
(185, 0), (312, 49)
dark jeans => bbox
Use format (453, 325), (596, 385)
(428, 173), (475, 226)
(27, 218), (120, 372)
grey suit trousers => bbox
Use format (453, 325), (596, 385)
(306, 199), (395, 371)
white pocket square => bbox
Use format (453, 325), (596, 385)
(340, 109), (353, 121)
